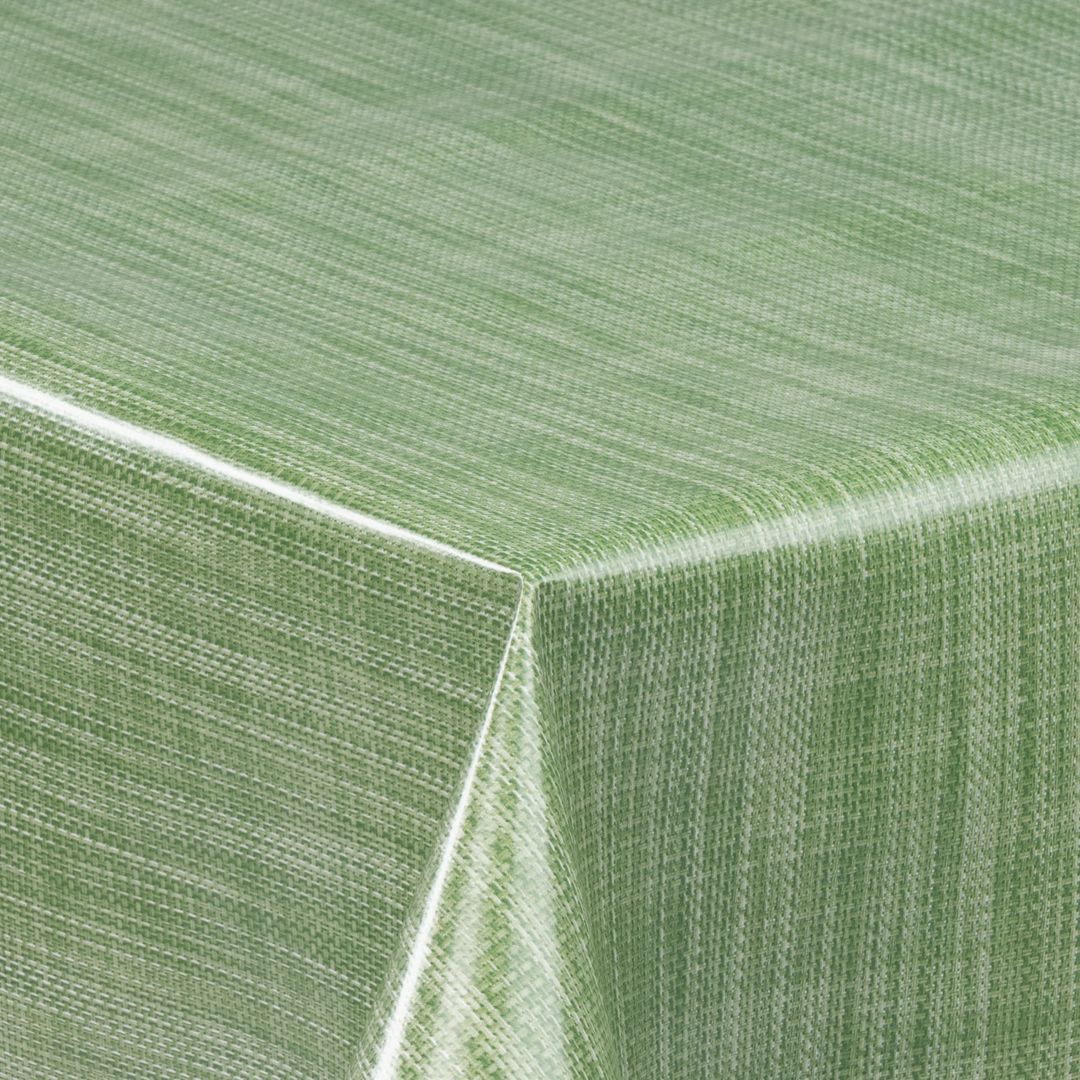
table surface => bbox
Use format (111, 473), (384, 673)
(3, 0), (1079, 578)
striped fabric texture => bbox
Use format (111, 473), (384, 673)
(2, 1), (1079, 1077)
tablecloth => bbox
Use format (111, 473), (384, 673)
(2, 2), (1079, 1077)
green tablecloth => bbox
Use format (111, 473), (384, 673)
(2, 2), (1079, 1077)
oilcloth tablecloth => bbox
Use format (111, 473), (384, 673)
(2, 2), (1080, 1078)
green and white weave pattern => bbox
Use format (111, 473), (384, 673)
(2, 1), (1080, 1077)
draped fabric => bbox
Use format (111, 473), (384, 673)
(2, 2), (1080, 1077)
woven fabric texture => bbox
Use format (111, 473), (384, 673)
(2, 1), (1080, 1077)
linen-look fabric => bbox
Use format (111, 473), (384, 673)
(2, 1), (1080, 1077)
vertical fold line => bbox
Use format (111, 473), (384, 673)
(367, 576), (525, 1080)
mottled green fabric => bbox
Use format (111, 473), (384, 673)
(2, 1), (1080, 1077)
(0, 402), (520, 1078)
